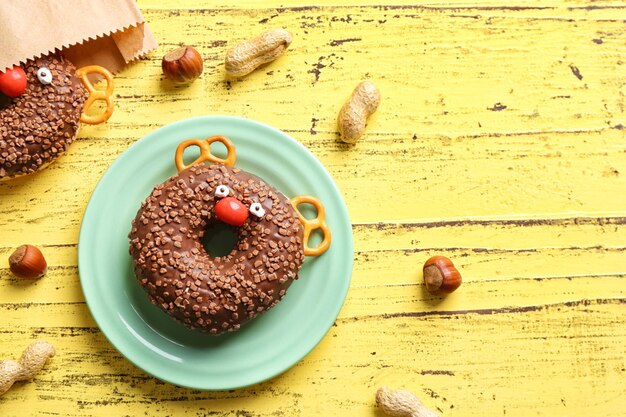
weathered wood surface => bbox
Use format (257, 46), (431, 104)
(0, 1), (624, 416)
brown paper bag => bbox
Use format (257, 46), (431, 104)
(0, 0), (158, 72)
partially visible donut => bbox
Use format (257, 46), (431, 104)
(128, 162), (306, 334)
(0, 54), (86, 179)
(0, 54), (114, 180)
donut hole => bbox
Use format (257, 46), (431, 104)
(201, 221), (239, 258)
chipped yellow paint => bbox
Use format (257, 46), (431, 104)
(0, 1), (624, 416)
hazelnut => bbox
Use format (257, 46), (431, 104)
(161, 46), (203, 84)
(423, 256), (461, 295)
(8, 245), (47, 279)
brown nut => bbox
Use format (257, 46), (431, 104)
(162, 46), (203, 84)
(423, 256), (461, 295)
(225, 28), (293, 77)
(8, 244), (47, 279)
(337, 80), (380, 144)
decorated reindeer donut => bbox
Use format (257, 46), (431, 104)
(128, 136), (331, 334)
(0, 53), (114, 180)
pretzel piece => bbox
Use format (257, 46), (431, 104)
(290, 195), (331, 256)
(175, 136), (237, 172)
(76, 65), (114, 125)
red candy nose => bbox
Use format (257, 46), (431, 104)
(215, 197), (248, 226)
(0, 66), (27, 98)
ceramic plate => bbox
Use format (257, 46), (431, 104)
(78, 116), (353, 390)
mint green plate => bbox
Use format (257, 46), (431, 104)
(78, 116), (353, 390)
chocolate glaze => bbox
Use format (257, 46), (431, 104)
(0, 54), (86, 179)
(128, 163), (305, 334)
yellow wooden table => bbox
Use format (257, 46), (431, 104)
(1, 1), (624, 415)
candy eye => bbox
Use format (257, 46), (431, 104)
(249, 202), (265, 218)
(215, 184), (230, 198)
(36, 67), (52, 84)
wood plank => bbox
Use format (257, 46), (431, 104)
(1, 217), (624, 304)
(139, 0), (626, 13)
(1, 128), (624, 239)
(0, 300), (623, 416)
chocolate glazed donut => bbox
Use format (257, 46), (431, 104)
(128, 136), (331, 334)
(0, 53), (114, 180)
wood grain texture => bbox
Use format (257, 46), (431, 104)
(0, 1), (624, 416)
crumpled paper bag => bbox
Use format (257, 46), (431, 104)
(0, 0), (158, 72)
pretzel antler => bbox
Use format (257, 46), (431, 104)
(290, 195), (331, 256)
(175, 136), (237, 171)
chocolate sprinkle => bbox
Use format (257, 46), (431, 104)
(0, 53), (87, 179)
(128, 163), (305, 335)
